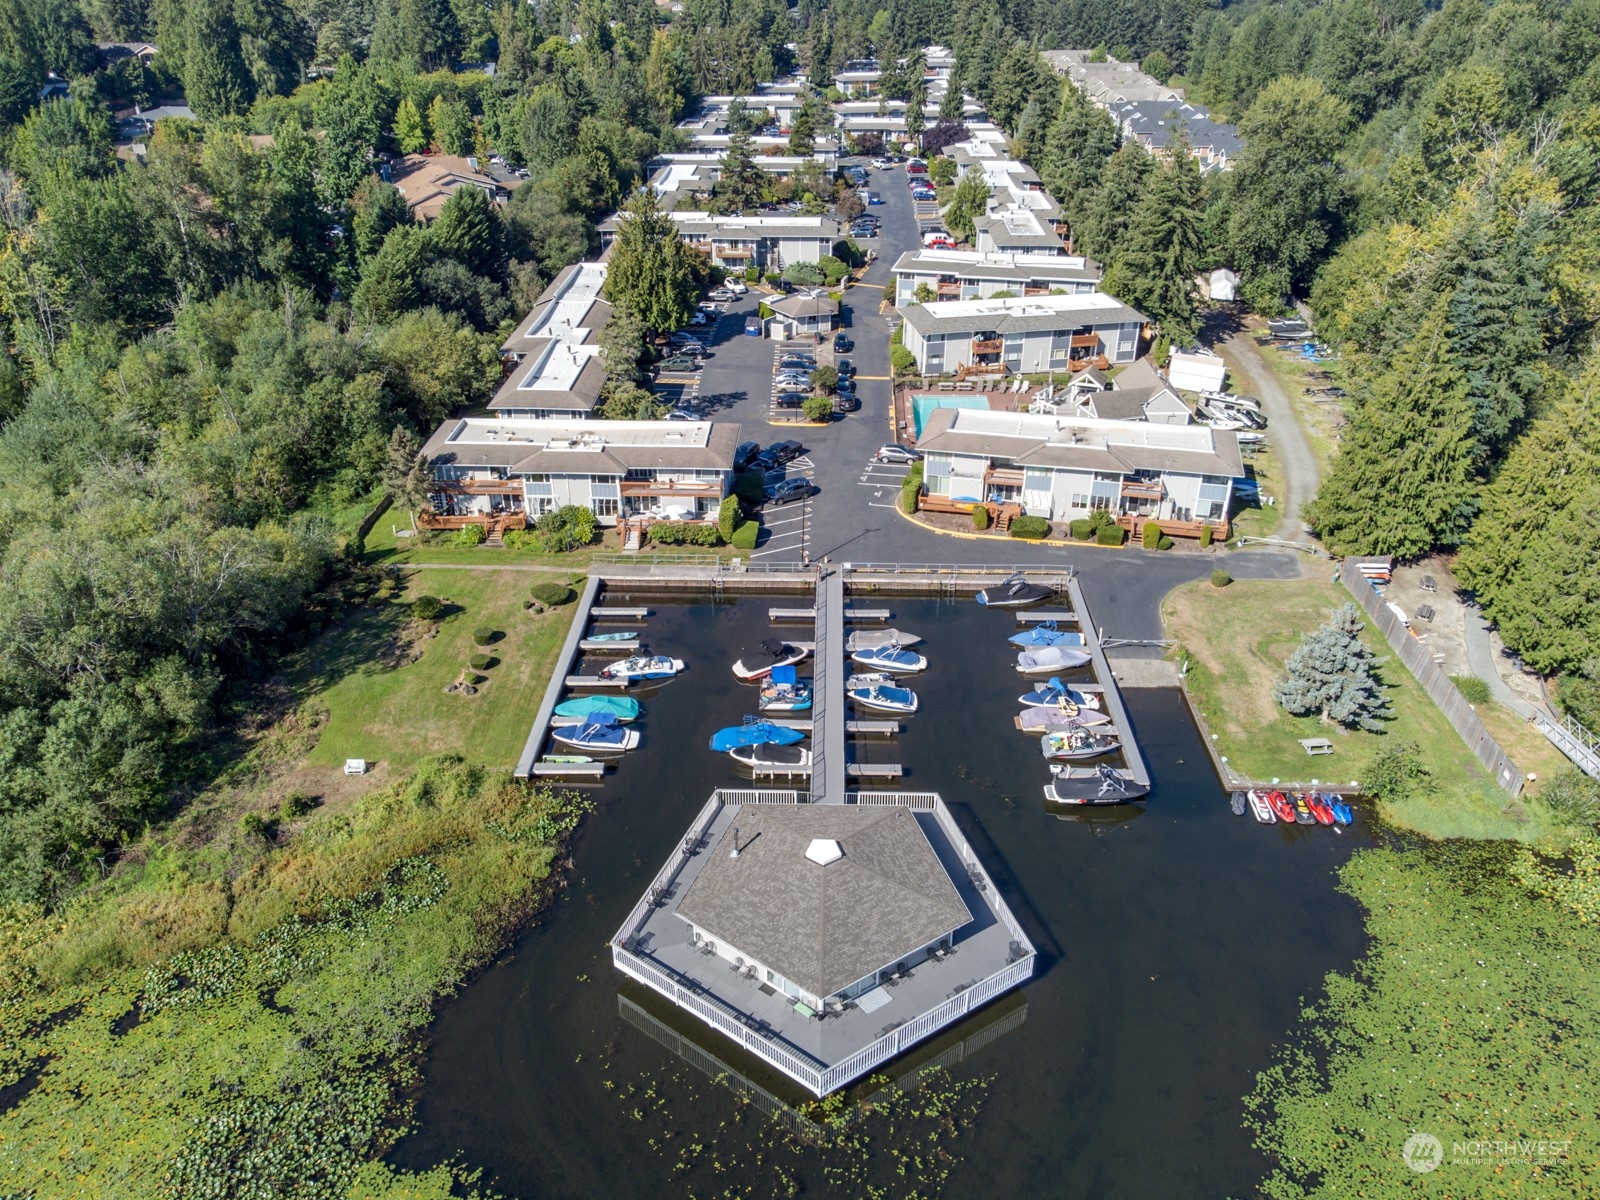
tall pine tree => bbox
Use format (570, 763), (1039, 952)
(603, 185), (697, 334)
(1104, 134), (1203, 346)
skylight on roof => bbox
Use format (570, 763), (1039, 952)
(805, 838), (843, 866)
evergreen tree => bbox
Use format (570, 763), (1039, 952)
(598, 299), (646, 386)
(313, 55), (389, 208)
(1076, 143), (1151, 264)
(1273, 603), (1393, 731)
(943, 170), (991, 244)
(1104, 135), (1202, 345)
(351, 177), (412, 261)
(393, 96), (427, 154)
(382, 426), (429, 531)
(1304, 300), (1479, 558)
(939, 69), (964, 123)
(430, 185), (503, 278)
(602, 185), (697, 334)
(184, 0), (252, 119)
(716, 127), (765, 213)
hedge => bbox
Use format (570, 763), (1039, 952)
(1199, 524), (1213, 549)
(469, 653), (494, 670)
(730, 520), (760, 550)
(1211, 569), (1233, 588)
(1095, 523), (1126, 546)
(972, 505), (990, 531)
(1143, 521), (1162, 549)
(733, 469), (765, 504)
(1158, 535), (1174, 550)
(1070, 518), (1094, 540)
(472, 627), (497, 646)
(454, 524), (486, 547)
(717, 495), (740, 542)
(649, 522), (722, 546)
(1009, 515), (1051, 539)
(411, 595), (443, 620)
(529, 582), (574, 606)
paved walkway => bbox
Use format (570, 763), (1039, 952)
(1221, 330), (1321, 544)
(1460, 604), (1542, 720)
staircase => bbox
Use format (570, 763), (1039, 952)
(483, 517), (506, 548)
(622, 520), (644, 552)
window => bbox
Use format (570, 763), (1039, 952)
(1071, 493), (1090, 509)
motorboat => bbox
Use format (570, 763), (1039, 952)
(1326, 794), (1354, 826)
(758, 665), (812, 712)
(848, 682), (919, 714)
(551, 713), (639, 752)
(1008, 621), (1086, 648)
(1015, 706), (1112, 732)
(1306, 793), (1336, 826)
(844, 628), (923, 651)
(584, 630), (640, 643)
(1039, 728), (1121, 761)
(845, 671), (896, 690)
(1016, 646), (1092, 675)
(850, 643), (927, 673)
(599, 655), (683, 681)
(551, 695), (641, 726)
(1247, 789), (1276, 823)
(709, 718), (806, 753)
(1293, 794), (1316, 825)
(731, 640), (811, 681)
(1268, 790), (1297, 823)
(728, 743), (813, 770)
(975, 573), (1053, 608)
(1044, 764), (1149, 804)
(1018, 677), (1102, 709)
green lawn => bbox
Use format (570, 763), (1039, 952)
(361, 517), (608, 568)
(1226, 443), (1284, 541)
(296, 568), (581, 770)
(1162, 577), (1564, 842)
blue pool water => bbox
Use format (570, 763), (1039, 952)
(912, 393), (991, 437)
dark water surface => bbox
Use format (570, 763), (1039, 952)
(389, 594), (1374, 1198)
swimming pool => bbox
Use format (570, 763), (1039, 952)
(911, 393), (991, 437)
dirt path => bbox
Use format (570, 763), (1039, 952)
(1221, 330), (1321, 543)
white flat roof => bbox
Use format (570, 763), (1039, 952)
(947, 407), (1220, 451)
(446, 418), (715, 449)
(900, 248), (1090, 271)
(923, 291), (1129, 320)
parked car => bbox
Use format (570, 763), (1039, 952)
(836, 359), (856, 377)
(872, 444), (921, 465)
(778, 355), (816, 371)
(764, 440), (805, 466)
(872, 157), (894, 169)
(689, 311), (710, 325)
(833, 333), (853, 352)
(863, 191), (882, 205)
(834, 394), (861, 412)
(773, 392), (808, 408)
(766, 477), (813, 506)
(907, 159), (927, 174)
(658, 356), (701, 373)
(666, 335), (705, 355)
(706, 287), (735, 302)
(733, 441), (762, 471)
(725, 278), (748, 295)
(834, 377), (856, 395)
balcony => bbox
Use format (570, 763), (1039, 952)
(1068, 334), (1100, 350)
(443, 478), (524, 496)
(971, 338), (1003, 356)
(935, 280), (962, 296)
(1120, 478), (1164, 501)
(619, 478), (723, 498)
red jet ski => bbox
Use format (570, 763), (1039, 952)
(1268, 790), (1297, 823)
(1305, 793), (1336, 826)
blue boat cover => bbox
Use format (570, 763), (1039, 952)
(709, 720), (806, 752)
(771, 664), (797, 685)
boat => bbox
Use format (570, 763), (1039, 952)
(1016, 646), (1092, 675)
(599, 655), (683, 681)
(850, 643), (927, 673)
(1230, 791), (1248, 816)
(1326, 793), (1354, 826)
(1015, 706), (1112, 732)
(1044, 764), (1150, 804)
(1247, 789), (1276, 823)
(584, 630), (639, 643)
(758, 665), (812, 712)
(844, 628), (923, 651)
(551, 696), (640, 725)
(551, 713), (639, 752)
(848, 682), (919, 714)
(1292, 794), (1316, 825)
(1008, 621), (1086, 648)
(1040, 728), (1121, 760)
(1268, 790), (1297, 823)
(975, 573), (1053, 608)
(728, 743), (813, 770)
(1017, 677), (1102, 709)
(541, 754), (594, 764)
(731, 639), (811, 681)
(845, 671), (895, 690)
(709, 718), (806, 753)
(1306, 793), (1336, 826)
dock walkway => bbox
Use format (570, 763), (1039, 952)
(810, 573), (848, 803)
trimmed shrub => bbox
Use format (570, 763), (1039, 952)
(730, 520), (760, 550)
(454, 524), (486, 547)
(757, 301), (774, 319)
(811, 365), (838, 393)
(733, 469), (765, 504)
(532, 505), (598, 553)
(1069, 518), (1094, 540)
(1211, 568), (1233, 588)
(530, 581), (574, 606)
(464, 672), (485, 686)
(744, 266), (759, 282)
(469, 653), (494, 670)
(1451, 675), (1491, 705)
(717, 495), (740, 542)
(1088, 509), (1117, 534)
(1010, 515), (1051, 539)
(501, 529), (539, 550)
(1095, 523), (1125, 546)
(802, 395), (834, 422)
(472, 627), (498, 646)
(1158, 535), (1174, 550)
(891, 345), (916, 376)
(1198, 524), (1213, 549)
(972, 505), (990, 531)
(411, 595), (443, 620)
(1142, 521), (1162, 549)
(649, 522), (722, 546)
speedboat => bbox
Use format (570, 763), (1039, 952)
(551, 713), (639, 752)
(1247, 789), (1276, 823)
(1045, 764), (1149, 804)
(975, 573), (1053, 608)
(732, 639), (811, 681)
(599, 655), (683, 681)
(1015, 706), (1112, 732)
(1326, 793), (1354, 826)
(848, 682), (919, 714)
(1268, 790), (1297, 823)
(1293, 794), (1316, 825)
(1306, 793), (1336, 826)
(709, 718), (806, 753)
(1018, 677), (1102, 708)
(851, 643), (927, 673)
(1040, 728), (1121, 760)
(728, 743), (813, 770)
(1016, 646), (1092, 675)
(585, 630), (639, 643)
(1008, 621), (1086, 648)
(758, 665), (812, 712)
(551, 695), (641, 725)
(845, 628), (923, 651)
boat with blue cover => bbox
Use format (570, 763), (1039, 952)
(1017, 677), (1102, 708)
(709, 718), (807, 753)
(551, 695), (641, 726)
(1016, 645), (1092, 675)
(551, 713), (640, 752)
(848, 682), (919, 714)
(758, 665), (812, 712)
(1008, 622), (1086, 648)
(850, 643), (927, 673)
(599, 654), (684, 681)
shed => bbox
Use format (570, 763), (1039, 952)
(1208, 268), (1239, 302)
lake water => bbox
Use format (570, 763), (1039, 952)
(389, 593), (1374, 1198)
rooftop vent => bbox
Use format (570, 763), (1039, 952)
(805, 838), (843, 866)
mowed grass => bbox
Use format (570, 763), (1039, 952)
(1227, 442), (1284, 541)
(297, 568), (580, 770)
(1162, 577), (1563, 842)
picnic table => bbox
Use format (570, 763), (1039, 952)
(1298, 738), (1334, 756)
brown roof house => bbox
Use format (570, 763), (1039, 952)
(389, 154), (511, 223)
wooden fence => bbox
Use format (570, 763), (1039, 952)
(1338, 560), (1525, 796)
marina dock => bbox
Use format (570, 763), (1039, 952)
(590, 605), (649, 619)
(1065, 576), (1151, 792)
(531, 761), (607, 779)
(810, 573), (847, 802)
(1015, 610), (1079, 624)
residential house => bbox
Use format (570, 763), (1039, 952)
(915, 406), (1239, 537)
(1065, 360), (1192, 425)
(1039, 50), (1185, 105)
(388, 154), (515, 222)
(491, 262), (612, 419)
(421, 417), (743, 533)
(767, 292), (839, 338)
(1107, 101), (1243, 173)
(892, 248), (1101, 306)
(644, 152), (835, 209)
(599, 211), (842, 272)
(898, 291), (1146, 375)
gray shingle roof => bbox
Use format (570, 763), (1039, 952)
(677, 806), (972, 999)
